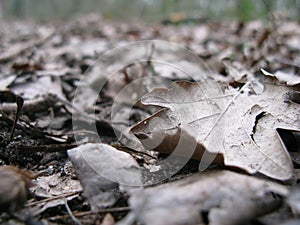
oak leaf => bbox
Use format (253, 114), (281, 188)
(132, 78), (299, 180)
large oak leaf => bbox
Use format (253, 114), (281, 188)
(132, 78), (299, 180)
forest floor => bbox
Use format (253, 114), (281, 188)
(0, 14), (299, 225)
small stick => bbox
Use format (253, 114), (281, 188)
(26, 191), (82, 207)
(47, 207), (130, 221)
(10, 95), (24, 141)
(64, 198), (82, 225)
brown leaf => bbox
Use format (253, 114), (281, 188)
(132, 79), (298, 180)
(0, 166), (33, 213)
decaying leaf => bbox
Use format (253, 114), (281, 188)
(120, 170), (288, 225)
(131, 78), (299, 180)
(222, 58), (248, 82)
(0, 166), (33, 213)
(29, 173), (82, 216)
(11, 76), (65, 100)
(0, 26), (54, 63)
(261, 68), (300, 86)
(68, 143), (142, 210)
(0, 13), (299, 224)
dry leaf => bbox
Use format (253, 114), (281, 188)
(68, 143), (142, 210)
(132, 79), (299, 180)
(29, 173), (82, 216)
(121, 170), (288, 225)
(0, 166), (33, 213)
(0, 26), (54, 63)
(261, 68), (300, 86)
(0, 74), (17, 89)
(11, 76), (64, 100)
(222, 58), (248, 82)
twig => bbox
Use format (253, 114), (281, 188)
(112, 143), (157, 159)
(0, 111), (70, 142)
(26, 191), (82, 207)
(64, 198), (82, 225)
(146, 42), (158, 77)
(0, 96), (56, 114)
(47, 207), (130, 221)
(0, 90), (24, 141)
(10, 95), (24, 141)
(17, 143), (79, 153)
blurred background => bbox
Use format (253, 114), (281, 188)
(1, 0), (299, 22)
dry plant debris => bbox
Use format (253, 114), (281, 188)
(0, 14), (299, 225)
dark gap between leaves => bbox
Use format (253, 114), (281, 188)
(277, 129), (300, 152)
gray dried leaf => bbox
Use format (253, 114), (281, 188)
(68, 143), (142, 210)
(122, 170), (288, 225)
(11, 76), (64, 100)
(0, 74), (17, 89)
(29, 173), (82, 216)
(132, 79), (299, 180)
(222, 58), (248, 82)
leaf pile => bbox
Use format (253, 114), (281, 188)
(0, 14), (299, 225)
